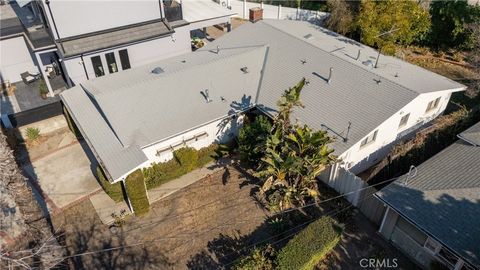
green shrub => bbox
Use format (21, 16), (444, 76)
(233, 245), (276, 270)
(125, 169), (149, 216)
(25, 127), (40, 142)
(63, 106), (82, 138)
(174, 147), (198, 172)
(197, 144), (219, 167)
(39, 79), (48, 96)
(276, 216), (342, 270)
(238, 115), (272, 164)
(96, 166), (123, 202)
(144, 144), (220, 189)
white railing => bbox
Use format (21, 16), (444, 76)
(217, 0), (328, 24)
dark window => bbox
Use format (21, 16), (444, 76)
(105, 52), (118, 73)
(119, 49), (131, 70)
(91, 56), (104, 77)
(398, 113), (410, 129)
(360, 130), (378, 148)
(425, 97), (441, 113)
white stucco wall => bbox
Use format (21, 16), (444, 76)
(112, 114), (243, 182)
(42, 0), (162, 39)
(340, 89), (459, 174)
(0, 36), (37, 83)
(143, 115), (243, 164)
(63, 27), (191, 84)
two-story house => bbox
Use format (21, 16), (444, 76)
(0, 0), (235, 97)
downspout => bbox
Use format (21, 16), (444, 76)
(158, 0), (164, 19)
(45, 0), (60, 39)
(80, 54), (89, 80)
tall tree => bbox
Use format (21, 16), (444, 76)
(256, 79), (336, 211)
(357, 0), (431, 54)
(325, 0), (355, 35)
(429, 0), (480, 49)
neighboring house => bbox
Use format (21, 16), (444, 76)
(0, 0), (235, 97)
(376, 122), (480, 270)
(0, 1), (57, 92)
(61, 19), (466, 185)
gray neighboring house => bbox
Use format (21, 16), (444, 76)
(61, 19), (466, 184)
(376, 122), (480, 270)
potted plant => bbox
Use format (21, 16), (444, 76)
(39, 79), (48, 99)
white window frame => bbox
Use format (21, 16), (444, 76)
(424, 236), (442, 255)
(360, 130), (378, 149)
(425, 97), (441, 114)
(398, 113), (410, 129)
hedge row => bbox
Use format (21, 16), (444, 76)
(143, 144), (219, 189)
(96, 166), (123, 202)
(276, 216), (342, 270)
(63, 106), (82, 138)
(125, 169), (150, 216)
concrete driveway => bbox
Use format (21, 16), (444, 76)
(22, 141), (101, 212)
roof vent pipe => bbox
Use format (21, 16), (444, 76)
(327, 67), (333, 84)
(356, 49), (361, 60)
(200, 89), (212, 103)
(216, 45), (220, 54)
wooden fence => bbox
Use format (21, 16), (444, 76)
(319, 163), (386, 225)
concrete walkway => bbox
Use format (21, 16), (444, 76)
(89, 191), (130, 225)
(22, 141), (100, 212)
(147, 158), (233, 204)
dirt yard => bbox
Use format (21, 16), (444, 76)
(50, 164), (417, 269)
(52, 166), (269, 269)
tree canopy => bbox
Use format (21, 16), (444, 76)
(357, 0), (430, 54)
(325, 0), (355, 35)
(255, 78), (336, 211)
(429, 0), (480, 49)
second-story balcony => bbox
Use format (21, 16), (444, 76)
(163, 0), (183, 22)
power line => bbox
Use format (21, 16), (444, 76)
(37, 174), (400, 267)
(124, 174), (398, 234)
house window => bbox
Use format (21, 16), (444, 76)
(438, 247), (460, 268)
(105, 52), (118, 73)
(119, 49), (131, 70)
(398, 113), (410, 129)
(425, 97), (441, 113)
(91, 56), (104, 77)
(424, 237), (441, 255)
(360, 130), (378, 148)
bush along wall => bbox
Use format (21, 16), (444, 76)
(143, 144), (219, 189)
(96, 166), (123, 202)
(125, 169), (150, 216)
(276, 216), (342, 270)
(63, 105), (82, 138)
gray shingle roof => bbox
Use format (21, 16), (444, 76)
(61, 46), (265, 179)
(376, 122), (480, 267)
(203, 20), (465, 153)
(459, 122), (480, 146)
(61, 87), (148, 180)
(58, 19), (173, 57)
(61, 20), (466, 181)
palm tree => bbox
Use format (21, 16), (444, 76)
(256, 79), (336, 211)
